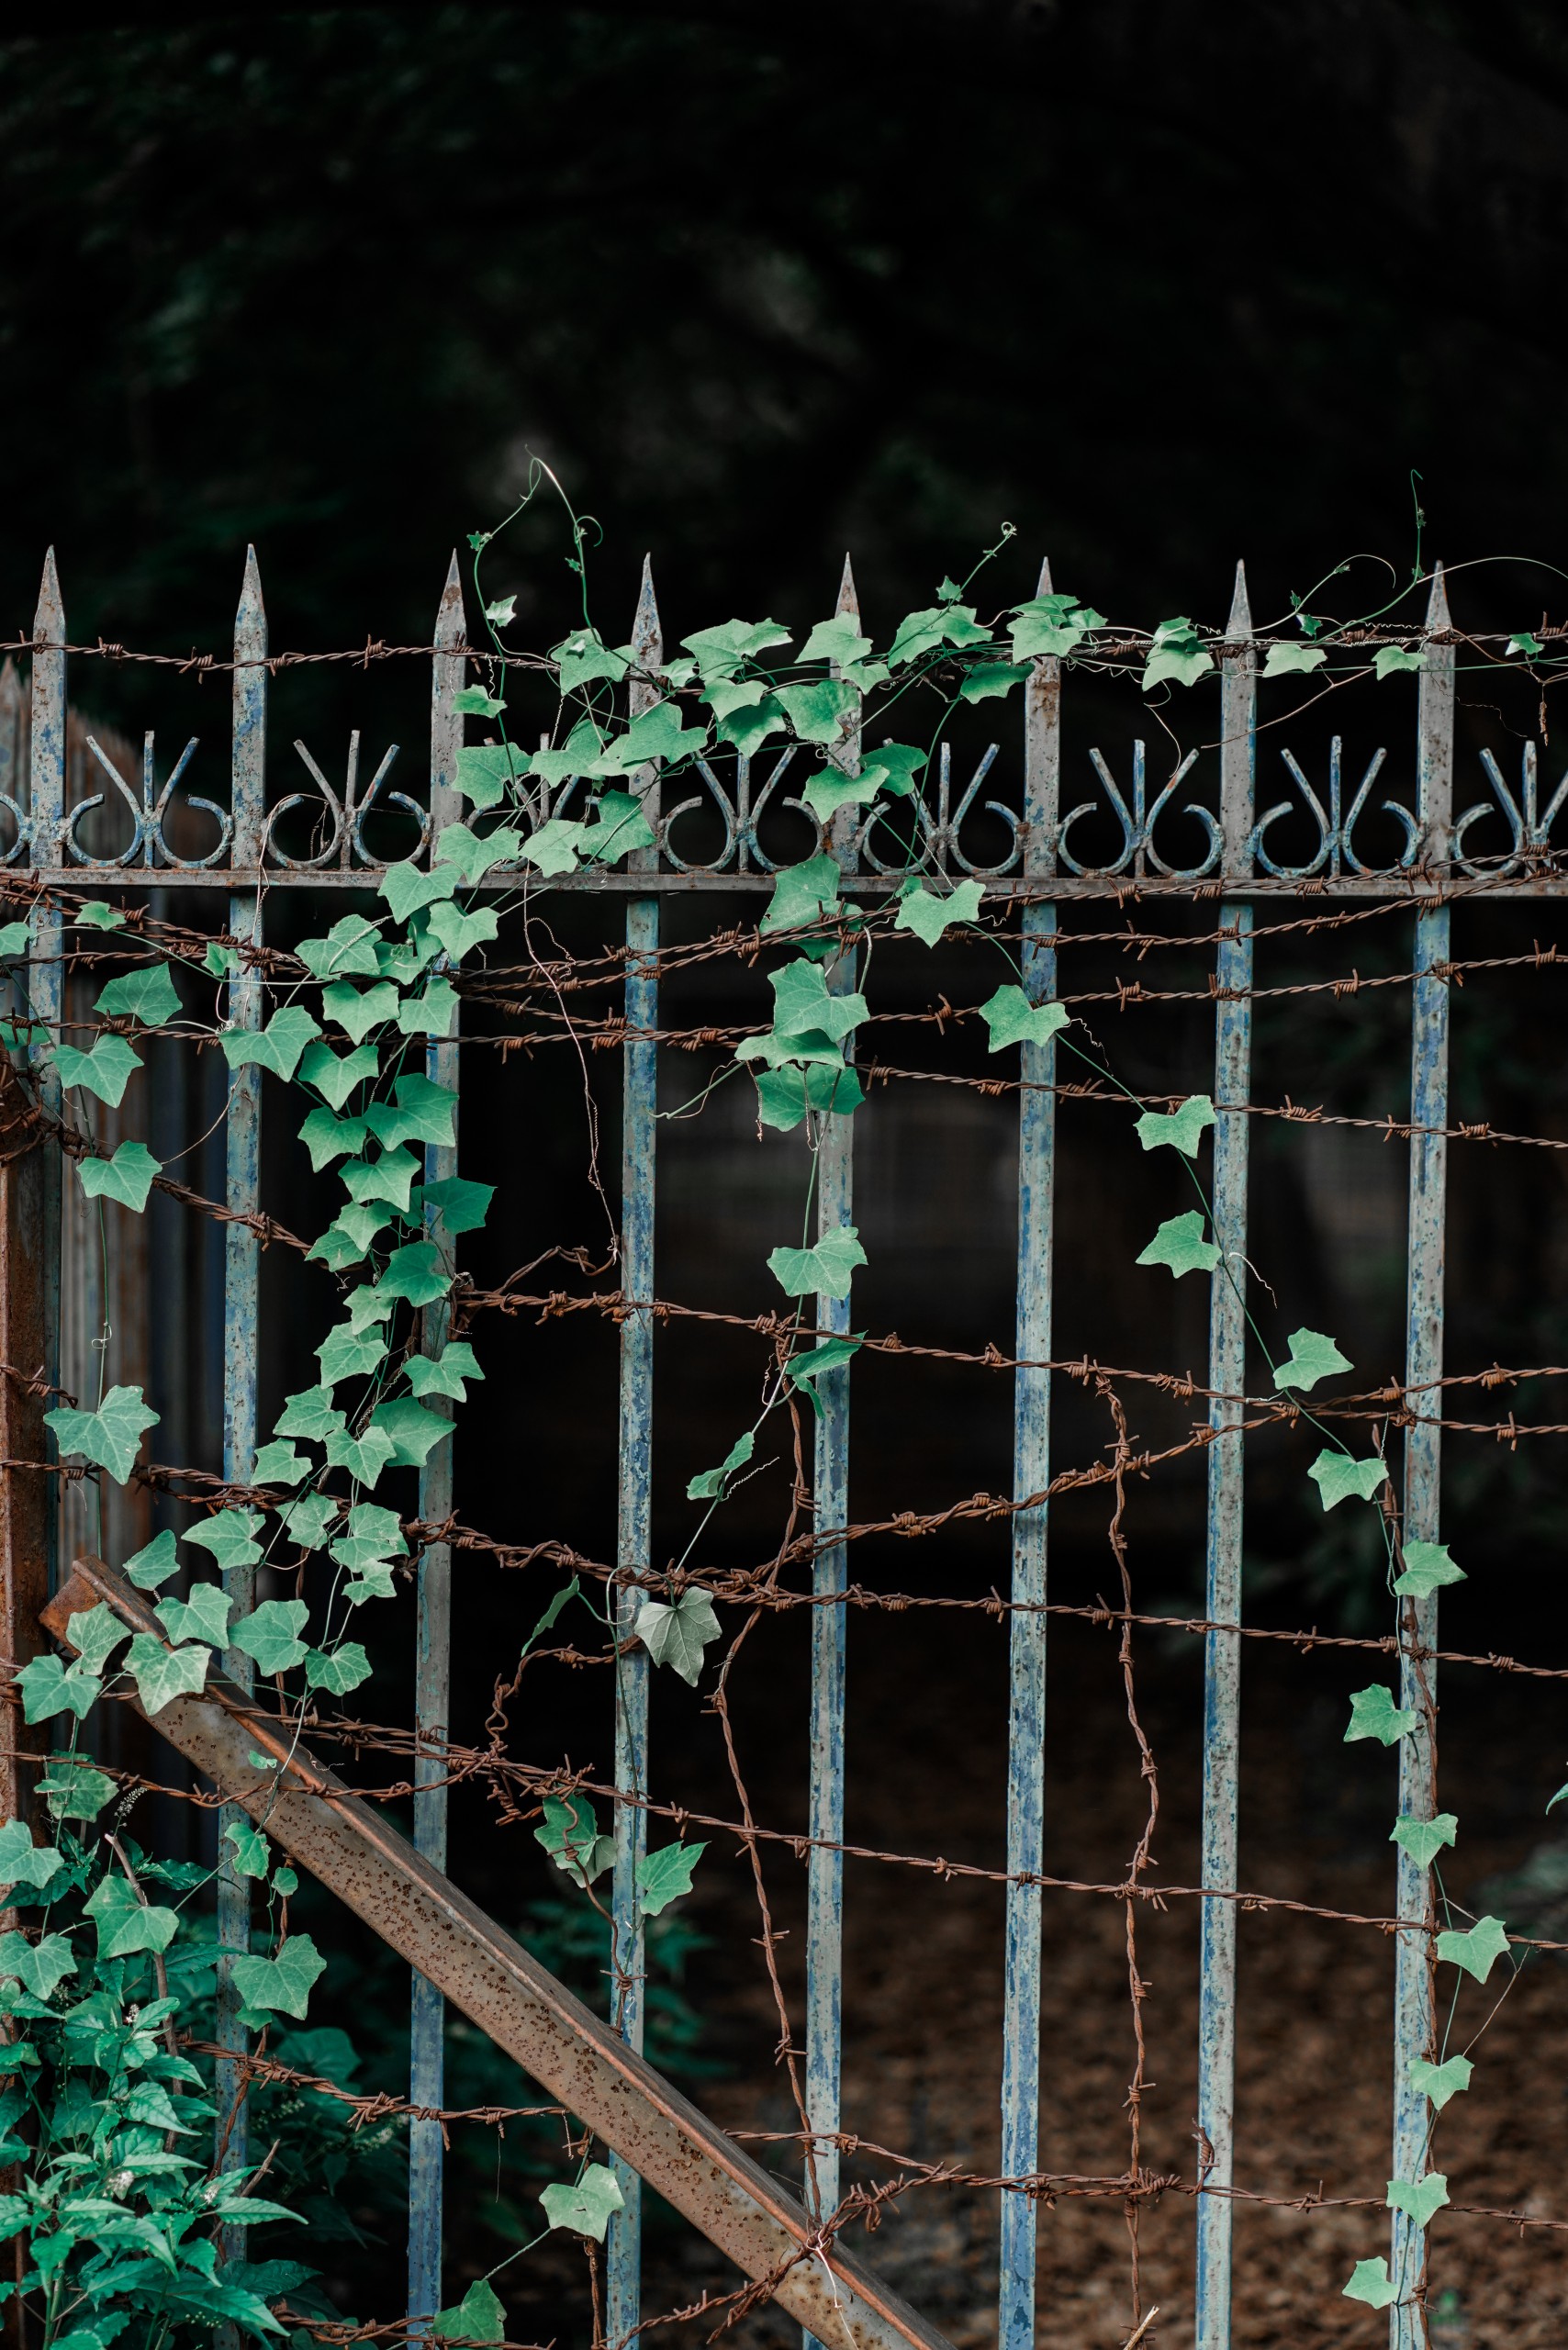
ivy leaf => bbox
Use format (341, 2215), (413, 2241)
(295, 915), (383, 981)
(980, 985), (1069, 1052)
(432, 2278), (507, 2344)
(36, 1757), (115, 1820)
(0, 1822), (62, 1896)
(65, 1600), (129, 1676)
(958, 662), (1031, 700)
(282, 1493), (340, 1549)
(230, 1933), (326, 2021)
(74, 1139), (162, 1215)
(378, 861), (462, 923)
(1142, 617), (1215, 691)
(324, 1425), (398, 1486)
(886, 602), (991, 666)
(454, 744), (522, 810)
(1008, 596), (1104, 661)
(230, 1600), (309, 1676)
(635, 1590), (722, 1685)
(1136, 1212), (1218, 1278)
(73, 901), (126, 931)
(1342, 2257), (1398, 2311)
(1273, 1328), (1353, 1392)
(534, 1794), (615, 1886)
(687, 1431), (755, 1501)
(539, 2165), (624, 2244)
(395, 977), (460, 1038)
(753, 1062), (865, 1130)
(0, 1930), (75, 1998)
(0, 923), (28, 957)
(387, 1074), (458, 1147)
(426, 900), (500, 961)
(304, 1642), (372, 1695)
(95, 963), (182, 1025)
(1386, 2173), (1449, 2227)
(219, 1006), (322, 1083)
(46, 1383), (158, 1482)
(274, 1387), (347, 1444)
(407, 1341), (484, 1402)
(1374, 644), (1426, 678)
(1506, 632), (1544, 660)
(1135, 1096), (1215, 1157)
(760, 854), (841, 938)
(550, 625), (628, 696)
(798, 613), (872, 666)
(1307, 1449), (1388, 1510)
(318, 1324), (388, 1385)
(84, 1875), (178, 1959)
(375, 1240), (451, 1308)
(714, 694), (789, 756)
(1344, 1684), (1418, 1745)
(636, 1841), (706, 1917)
(342, 1562), (398, 1605)
(185, 1508), (264, 1572)
(775, 678), (857, 747)
(515, 819), (585, 878)
(770, 958), (867, 1045)
(53, 1035), (142, 1106)
(432, 821), (524, 886)
(680, 617), (792, 679)
(420, 1175), (494, 1234)
(342, 1147), (421, 1212)
(15, 1655), (100, 1724)
(155, 1583), (232, 1651)
(1436, 1915), (1510, 1985)
(1261, 642), (1328, 678)
(1394, 1541), (1466, 1597)
(124, 1529), (179, 1590)
(894, 878), (985, 946)
(367, 1395), (452, 1470)
(1391, 1812), (1458, 1868)
(786, 1334), (863, 1419)
(320, 981), (399, 1045)
(125, 1633), (209, 1715)
(223, 1820), (272, 1880)
(252, 1439), (308, 1486)
(1411, 2053), (1473, 2109)
(307, 1207), (388, 1270)
(767, 1224), (867, 1300)
(579, 790), (658, 866)
(298, 1041), (380, 1110)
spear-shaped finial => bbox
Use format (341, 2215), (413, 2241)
(1226, 559), (1251, 639)
(33, 547), (62, 645)
(632, 554), (662, 674)
(435, 548), (465, 649)
(1036, 555), (1053, 599)
(835, 553), (859, 623)
(1425, 560), (1450, 632)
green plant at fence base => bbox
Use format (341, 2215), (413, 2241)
(0, 488), (1545, 2337)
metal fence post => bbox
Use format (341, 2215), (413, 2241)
(409, 554), (465, 2333)
(1390, 566), (1452, 2348)
(1195, 563), (1256, 2350)
(27, 554), (64, 1613)
(608, 558), (663, 2347)
(999, 557), (1060, 2350)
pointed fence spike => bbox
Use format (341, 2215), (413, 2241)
(34, 548), (62, 641)
(235, 544), (265, 651)
(835, 554), (859, 622)
(1035, 556), (1053, 598)
(1425, 561), (1450, 632)
(1226, 560), (1252, 637)
(632, 554), (662, 674)
(435, 550), (465, 648)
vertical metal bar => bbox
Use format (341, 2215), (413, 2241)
(28, 554), (64, 1609)
(408, 554), (465, 2333)
(1195, 564), (1256, 2350)
(999, 557), (1060, 2350)
(1390, 567), (1452, 2348)
(608, 558), (663, 2349)
(217, 550), (265, 2247)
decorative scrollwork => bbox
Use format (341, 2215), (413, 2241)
(857, 743), (1017, 878)
(1057, 743), (1218, 880)
(1454, 744), (1568, 877)
(265, 734), (427, 869)
(1249, 740), (1414, 878)
(69, 734), (231, 869)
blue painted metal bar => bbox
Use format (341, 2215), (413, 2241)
(1390, 568), (1453, 2349)
(999, 558), (1059, 2350)
(1194, 565), (1256, 2350)
(27, 554), (64, 1605)
(608, 558), (663, 2347)
(803, 557), (862, 2333)
(216, 553), (266, 2308)
(408, 554), (466, 2334)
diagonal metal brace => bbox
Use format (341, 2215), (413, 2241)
(40, 1555), (956, 2350)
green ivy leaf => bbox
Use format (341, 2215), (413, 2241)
(1142, 617), (1215, 691)
(760, 854), (841, 938)
(222, 1819), (272, 1881)
(219, 1006), (322, 1083)
(687, 1431), (754, 1501)
(308, 1205), (392, 1269)
(1394, 1540), (1466, 1597)
(65, 1600), (130, 1675)
(95, 963), (182, 1026)
(775, 678), (857, 748)
(281, 1493), (339, 1550)
(1391, 1812), (1458, 1868)
(550, 625), (628, 695)
(769, 957), (867, 1045)
(786, 1334), (863, 1419)
(753, 1061), (865, 1130)
(767, 1223), (867, 1300)
(454, 744), (523, 810)
(1410, 2053), (1473, 2109)
(296, 915), (384, 981)
(125, 1633), (209, 1715)
(886, 602), (991, 666)
(155, 1583), (232, 1651)
(46, 1383), (158, 1482)
(517, 818), (587, 877)
(15, 1655), (99, 1725)
(1342, 2257), (1398, 2311)
(77, 1140), (162, 1214)
(426, 900), (500, 962)
(894, 878), (985, 946)
(318, 1324), (388, 1385)
(1436, 1915), (1510, 1985)
(1008, 596), (1104, 662)
(714, 692), (790, 756)
(1135, 1096), (1215, 1157)
(420, 1175), (493, 1233)
(1386, 2173), (1449, 2227)
(0, 1930), (75, 1998)
(53, 1035), (142, 1107)
(186, 1508), (264, 1572)
(635, 1590), (722, 1685)
(230, 1599), (309, 1677)
(84, 1874), (178, 1960)
(274, 1387), (348, 1444)
(402, 1342), (481, 1404)
(539, 2165), (625, 2243)
(342, 1561), (398, 1605)
(1272, 1328), (1353, 1392)
(395, 977), (460, 1038)
(367, 1395), (452, 1470)
(432, 2277), (508, 2344)
(1261, 642), (1328, 678)
(1374, 643), (1426, 678)
(579, 789), (658, 865)
(680, 617), (792, 679)
(384, 1074), (457, 1147)
(1307, 1449), (1388, 1510)
(1344, 1684), (1418, 1745)
(298, 1041), (380, 1110)
(230, 1932), (326, 2020)
(0, 922), (28, 957)
(73, 901), (126, 932)
(636, 1841), (706, 1917)
(1136, 1212), (1218, 1278)
(324, 1425), (398, 1486)
(252, 1439), (308, 1486)
(1506, 632), (1544, 661)
(0, 1822), (63, 1895)
(378, 861), (462, 923)
(36, 1758), (115, 1820)
(304, 1642), (372, 1695)
(432, 821), (524, 885)
(375, 1240), (450, 1307)
(320, 981), (399, 1045)
(123, 1529), (179, 1590)
(958, 662), (1031, 700)
(342, 1147), (421, 1212)
(534, 1794), (615, 1886)
(980, 985), (1069, 1052)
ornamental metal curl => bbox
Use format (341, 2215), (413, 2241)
(1249, 739), (1416, 878)
(1454, 744), (1568, 877)
(72, 733), (232, 868)
(265, 734), (426, 869)
(1057, 742), (1219, 880)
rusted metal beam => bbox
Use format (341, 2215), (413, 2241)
(41, 1556), (956, 2350)
(0, 1061), (49, 1836)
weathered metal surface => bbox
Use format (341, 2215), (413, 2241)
(1389, 569), (1453, 2348)
(216, 551), (266, 2262)
(26, 559), (64, 1609)
(42, 1557), (957, 2350)
(0, 1057), (47, 1836)
(608, 557), (664, 2347)
(408, 553), (466, 2333)
(998, 559), (1059, 2350)
(1194, 565), (1256, 2350)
